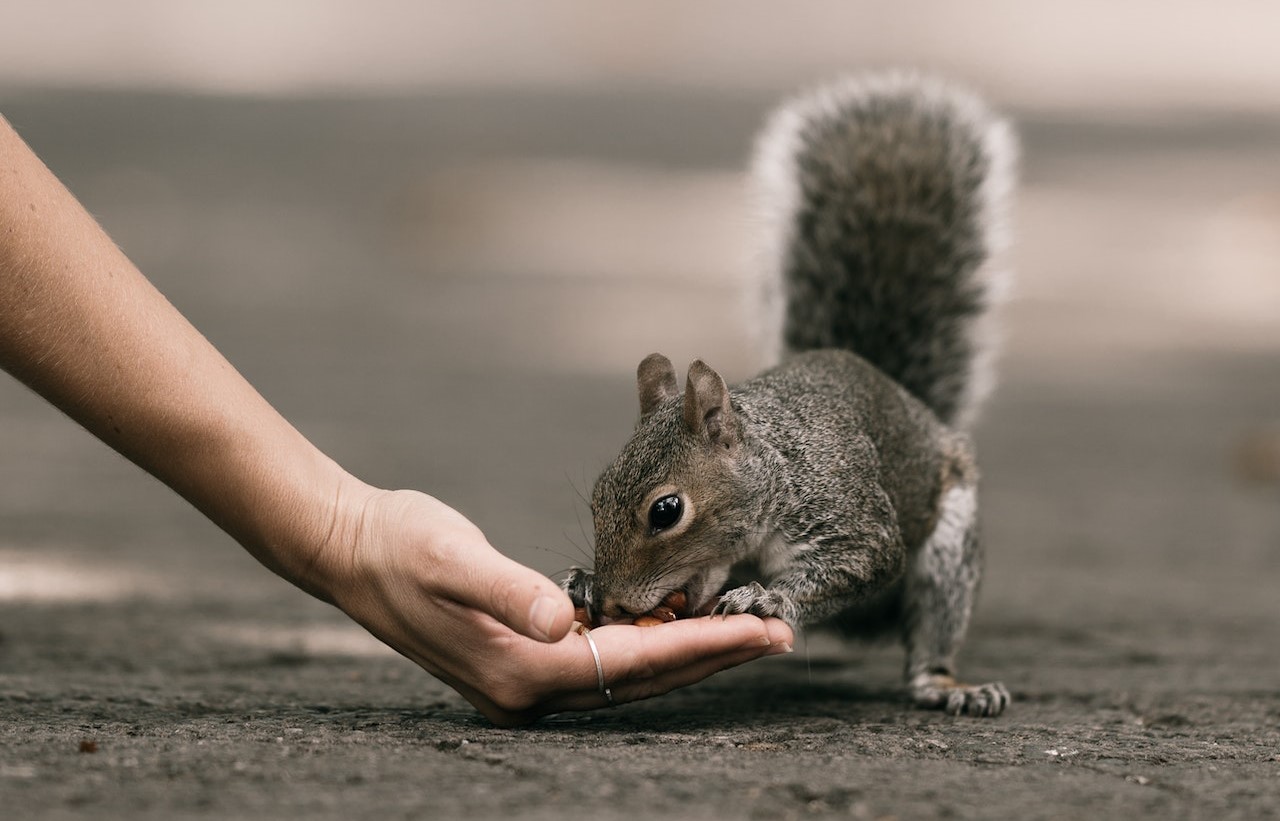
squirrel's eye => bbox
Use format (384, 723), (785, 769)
(648, 495), (682, 532)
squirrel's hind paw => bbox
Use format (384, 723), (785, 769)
(910, 673), (1010, 718)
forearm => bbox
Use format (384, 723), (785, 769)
(0, 114), (357, 599)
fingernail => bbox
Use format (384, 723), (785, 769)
(528, 595), (558, 641)
(765, 641), (794, 656)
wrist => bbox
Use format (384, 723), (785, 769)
(186, 418), (378, 606)
(248, 453), (380, 607)
(301, 469), (382, 606)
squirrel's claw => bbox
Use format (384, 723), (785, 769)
(911, 673), (1010, 718)
(945, 682), (1010, 717)
(712, 581), (797, 625)
(561, 567), (593, 610)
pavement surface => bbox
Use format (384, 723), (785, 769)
(0, 89), (1278, 820)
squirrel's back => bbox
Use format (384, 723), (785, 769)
(752, 73), (1016, 429)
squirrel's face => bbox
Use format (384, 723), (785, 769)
(587, 354), (751, 620)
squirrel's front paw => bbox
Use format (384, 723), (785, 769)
(910, 673), (1010, 718)
(712, 582), (797, 624)
(561, 567), (593, 609)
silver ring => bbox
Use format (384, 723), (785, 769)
(586, 627), (614, 707)
(583, 629), (613, 705)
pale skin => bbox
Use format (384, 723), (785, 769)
(0, 115), (793, 727)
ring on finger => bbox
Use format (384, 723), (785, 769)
(582, 629), (616, 707)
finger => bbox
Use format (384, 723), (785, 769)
(416, 614), (792, 726)
(536, 641), (789, 716)
(588, 615), (792, 682)
(523, 614), (787, 695)
(443, 544), (576, 644)
(756, 617), (795, 649)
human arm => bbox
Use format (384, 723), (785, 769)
(0, 114), (793, 726)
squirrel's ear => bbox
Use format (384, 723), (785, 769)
(637, 353), (678, 418)
(683, 360), (737, 448)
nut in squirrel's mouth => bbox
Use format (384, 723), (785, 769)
(575, 589), (699, 629)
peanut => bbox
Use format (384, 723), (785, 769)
(648, 606), (678, 623)
(661, 590), (687, 611)
(632, 591), (686, 626)
(574, 590), (690, 628)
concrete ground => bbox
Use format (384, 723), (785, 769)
(0, 89), (1277, 820)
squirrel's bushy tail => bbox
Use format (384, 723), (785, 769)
(751, 73), (1017, 429)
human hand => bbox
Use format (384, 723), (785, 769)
(318, 486), (794, 727)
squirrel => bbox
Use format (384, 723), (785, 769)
(563, 73), (1017, 717)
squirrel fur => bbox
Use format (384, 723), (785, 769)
(564, 73), (1017, 717)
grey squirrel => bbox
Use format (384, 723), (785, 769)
(563, 73), (1016, 717)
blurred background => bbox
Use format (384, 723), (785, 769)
(0, 1), (1277, 652)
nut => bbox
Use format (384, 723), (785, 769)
(648, 606), (678, 623)
(660, 590), (687, 612)
(631, 590), (686, 626)
(573, 590), (691, 628)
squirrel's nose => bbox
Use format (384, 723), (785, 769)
(597, 597), (636, 624)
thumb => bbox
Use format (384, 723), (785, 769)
(455, 546), (576, 643)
